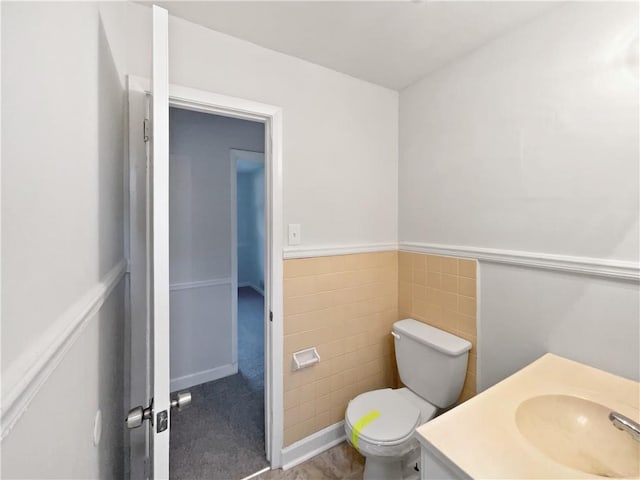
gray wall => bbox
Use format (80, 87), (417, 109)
(399, 2), (640, 387)
(237, 167), (265, 291)
(479, 264), (639, 389)
(1, 2), (128, 478)
(169, 108), (264, 390)
(125, 1), (399, 250)
(400, 2), (639, 261)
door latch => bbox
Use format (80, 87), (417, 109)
(157, 391), (191, 433)
(171, 391), (192, 412)
(126, 392), (191, 431)
(126, 400), (153, 429)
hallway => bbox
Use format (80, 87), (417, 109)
(170, 287), (266, 479)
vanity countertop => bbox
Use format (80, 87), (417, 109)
(415, 353), (640, 479)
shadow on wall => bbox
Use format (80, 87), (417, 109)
(393, 2), (640, 393)
(97, 14), (126, 479)
(471, 3), (640, 394)
(478, 263), (640, 392)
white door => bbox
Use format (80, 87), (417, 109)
(126, 14), (284, 470)
(150, 5), (171, 479)
(126, 6), (174, 479)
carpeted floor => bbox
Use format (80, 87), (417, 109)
(170, 287), (267, 480)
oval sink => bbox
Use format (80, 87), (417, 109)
(516, 394), (640, 478)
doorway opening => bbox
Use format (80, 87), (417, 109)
(234, 148), (266, 392)
(127, 76), (284, 477)
(167, 107), (268, 480)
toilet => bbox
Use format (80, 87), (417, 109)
(345, 318), (472, 480)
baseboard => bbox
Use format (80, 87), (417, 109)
(281, 421), (346, 470)
(170, 363), (237, 392)
(238, 282), (265, 296)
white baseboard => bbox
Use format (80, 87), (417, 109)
(170, 363), (237, 392)
(281, 421), (346, 470)
(238, 282), (265, 296)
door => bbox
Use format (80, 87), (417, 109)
(150, 5), (171, 479)
(127, 14), (283, 470)
(126, 6), (175, 479)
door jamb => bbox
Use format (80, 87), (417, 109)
(230, 153), (238, 377)
(127, 75), (284, 469)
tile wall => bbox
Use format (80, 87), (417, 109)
(283, 251), (398, 446)
(398, 252), (478, 402)
(282, 250), (477, 447)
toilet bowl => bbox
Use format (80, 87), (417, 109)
(345, 319), (471, 480)
(345, 388), (437, 480)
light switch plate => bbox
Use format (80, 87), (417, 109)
(288, 224), (301, 245)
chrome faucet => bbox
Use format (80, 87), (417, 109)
(609, 411), (640, 441)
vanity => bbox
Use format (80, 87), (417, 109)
(416, 353), (640, 479)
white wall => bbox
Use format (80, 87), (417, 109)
(400, 2), (638, 261)
(1, 2), (127, 478)
(169, 108), (264, 390)
(126, 2), (399, 250)
(479, 264), (639, 390)
(399, 2), (640, 386)
(237, 167), (265, 291)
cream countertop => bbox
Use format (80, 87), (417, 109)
(416, 353), (640, 479)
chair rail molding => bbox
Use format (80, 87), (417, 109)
(400, 242), (640, 281)
(169, 277), (233, 292)
(0, 259), (127, 440)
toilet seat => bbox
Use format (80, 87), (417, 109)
(345, 388), (421, 447)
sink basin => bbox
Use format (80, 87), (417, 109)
(516, 394), (640, 478)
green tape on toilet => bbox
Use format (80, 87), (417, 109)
(351, 409), (381, 451)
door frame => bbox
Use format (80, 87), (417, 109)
(127, 75), (285, 471)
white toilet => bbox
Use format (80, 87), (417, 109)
(345, 318), (472, 480)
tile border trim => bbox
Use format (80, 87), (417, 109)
(400, 242), (639, 281)
(283, 241), (638, 280)
(283, 243), (398, 259)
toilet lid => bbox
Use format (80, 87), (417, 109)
(346, 389), (421, 446)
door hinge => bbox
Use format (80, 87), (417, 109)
(143, 118), (151, 143)
(269, 311), (273, 322)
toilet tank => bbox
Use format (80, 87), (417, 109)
(393, 318), (472, 408)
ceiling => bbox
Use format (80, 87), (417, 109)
(146, 1), (560, 90)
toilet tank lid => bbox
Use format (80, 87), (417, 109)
(393, 318), (472, 356)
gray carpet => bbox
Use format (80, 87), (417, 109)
(170, 287), (267, 480)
